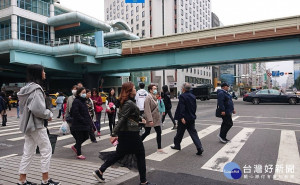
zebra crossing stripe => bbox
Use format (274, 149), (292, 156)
(63, 126), (111, 148)
(146, 125), (220, 162)
(0, 154), (18, 159)
(1, 121), (63, 133)
(273, 130), (300, 184)
(201, 128), (255, 172)
(0, 120), (63, 129)
(101, 126), (175, 153)
(0, 124), (63, 137)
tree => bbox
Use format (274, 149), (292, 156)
(295, 76), (300, 90)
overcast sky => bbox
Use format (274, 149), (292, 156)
(60, 0), (299, 85)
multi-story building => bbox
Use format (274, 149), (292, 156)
(0, 0), (137, 93)
(104, 0), (212, 97)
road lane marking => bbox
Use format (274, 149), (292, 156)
(238, 116), (300, 120)
(101, 126), (175, 152)
(274, 130), (300, 184)
(0, 120), (63, 129)
(201, 127), (255, 172)
(232, 116), (239, 121)
(0, 121), (63, 133)
(0, 154), (18, 159)
(146, 125), (220, 162)
(0, 124), (63, 137)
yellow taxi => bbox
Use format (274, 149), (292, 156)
(9, 99), (18, 107)
(100, 92), (108, 103)
(50, 93), (58, 107)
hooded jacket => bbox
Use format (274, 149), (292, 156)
(135, 89), (148, 111)
(217, 89), (234, 115)
(17, 83), (53, 134)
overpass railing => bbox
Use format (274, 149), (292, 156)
(122, 15), (300, 54)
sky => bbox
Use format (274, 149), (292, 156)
(59, 0), (299, 85)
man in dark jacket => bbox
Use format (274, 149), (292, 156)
(161, 85), (177, 129)
(171, 83), (204, 155)
(217, 82), (236, 144)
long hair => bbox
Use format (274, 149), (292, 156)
(162, 85), (168, 93)
(108, 88), (116, 98)
(91, 88), (98, 97)
(118, 82), (134, 106)
(26, 64), (44, 85)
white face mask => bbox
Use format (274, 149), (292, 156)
(72, 90), (76, 95)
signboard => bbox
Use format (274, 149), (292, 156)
(125, 0), (145, 3)
(272, 71), (280, 77)
(137, 76), (147, 83)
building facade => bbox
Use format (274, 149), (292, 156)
(104, 0), (212, 96)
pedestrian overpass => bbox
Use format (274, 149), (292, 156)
(90, 15), (300, 73)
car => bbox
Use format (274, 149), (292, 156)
(49, 93), (58, 107)
(243, 89), (300, 105)
(9, 98), (18, 107)
(209, 91), (218, 99)
(100, 92), (108, 103)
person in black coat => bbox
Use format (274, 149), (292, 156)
(0, 92), (7, 126)
(161, 85), (177, 129)
(171, 83), (204, 156)
(70, 87), (91, 160)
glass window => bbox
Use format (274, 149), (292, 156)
(136, 15), (139, 21)
(126, 5), (128, 11)
(0, 0), (11, 10)
(136, 24), (139, 30)
(106, 8), (109, 13)
(270, 90), (280, 95)
(131, 19), (133, 24)
(18, 0), (50, 17)
(142, 30), (145, 36)
(136, 6), (139, 12)
(257, 90), (269, 95)
(126, 14), (129, 19)
(142, 20), (145, 26)
(142, 3), (145, 8)
(121, 1), (124, 7)
(121, 9), (124, 14)
(117, 5), (119, 10)
(0, 19), (11, 40)
(131, 10), (133, 16)
(18, 17), (49, 45)
(117, 13), (120, 18)
(142, 11), (145, 17)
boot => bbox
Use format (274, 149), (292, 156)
(2, 115), (7, 126)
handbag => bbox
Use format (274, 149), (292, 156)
(95, 105), (103, 113)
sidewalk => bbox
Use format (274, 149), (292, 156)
(0, 156), (137, 185)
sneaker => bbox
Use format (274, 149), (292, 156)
(91, 140), (97, 143)
(140, 182), (157, 185)
(171, 125), (177, 130)
(77, 155), (86, 160)
(41, 179), (61, 185)
(93, 170), (105, 182)
(196, 148), (204, 155)
(170, 145), (181, 150)
(218, 135), (227, 144)
(71, 145), (77, 154)
(17, 181), (37, 185)
(224, 138), (231, 143)
(97, 131), (101, 136)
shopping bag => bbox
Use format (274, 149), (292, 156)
(59, 121), (70, 135)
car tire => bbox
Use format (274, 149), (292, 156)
(289, 98), (297, 105)
(252, 98), (260, 105)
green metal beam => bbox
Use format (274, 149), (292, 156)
(10, 50), (83, 73)
(88, 38), (300, 73)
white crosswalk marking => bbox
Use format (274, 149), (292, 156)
(1, 121), (63, 133)
(0, 154), (18, 159)
(201, 128), (255, 172)
(101, 126), (175, 153)
(0, 124), (62, 137)
(274, 130), (300, 184)
(146, 125), (220, 161)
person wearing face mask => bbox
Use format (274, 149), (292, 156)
(64, 85), (77, 124)
(141, 84), (166, 154)
(70, 87), (91, 160)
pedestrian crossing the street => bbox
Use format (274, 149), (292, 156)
(1, 118), (300, 184)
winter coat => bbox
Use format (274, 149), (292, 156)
(0, 96), (6, 112)
(91, 95), (102, 113)
(161, 91), (172, 110)
(135, 89), (148, 111)
(17, 83), (53, 134)
(217, 89), (234, 115)
(157, 98), (165, 113)
(174, 91), (197, 121)
(112, 99), (142, 137)
(71, 96), (92, 132)
(144, 94), (160, 127)
(65, 95), (75, 119)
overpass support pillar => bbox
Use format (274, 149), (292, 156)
(83, 73), (102, 91)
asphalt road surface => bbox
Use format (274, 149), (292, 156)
(1, 99), (300, 185)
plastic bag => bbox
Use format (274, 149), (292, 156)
(59, 121), (70, 135)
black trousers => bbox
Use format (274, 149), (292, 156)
(100, 132), (146, 183)
(141, 126), (162, 149)
(219, 114), (233, 139)
(161, 109), (176, 125)
(108, 112), (116, 135)
(89, 123), (96, 142)
(174, 120), (203, 151)
(71, 130), (89, 156)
